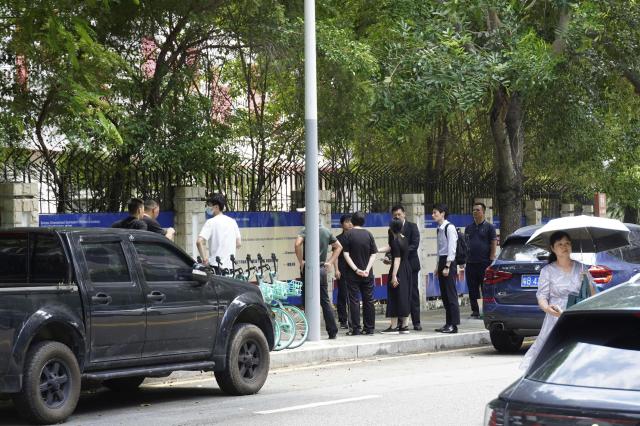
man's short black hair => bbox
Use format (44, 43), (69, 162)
(391, 204), (405, 213)
(432, 203), (449, 219)
(340, 214), (352, 224)
(207, 193), (226, 211)
(128, 198), (144, 215)
(144, 199), (159, 211)
(351, 211), (365, 226)
(473, 202), (486, 212)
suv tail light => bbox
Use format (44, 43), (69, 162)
(484, 267), (513, 285)
(506, 409), (637, 425)
(589, 265), (613, 284)
(484, 400), (506, 426)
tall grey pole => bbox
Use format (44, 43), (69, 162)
(304, 0), (320, 342)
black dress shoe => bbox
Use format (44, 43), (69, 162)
(434, 325), (448, 332)
(413, 325), (423, 331)
(441, 325), (458, 334)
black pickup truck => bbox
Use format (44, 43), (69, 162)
(0, 227), (275, 424)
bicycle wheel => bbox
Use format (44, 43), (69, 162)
(272, 307), (295, 351)
(271, 310), (281, 349)
(283, 305), (308, 349)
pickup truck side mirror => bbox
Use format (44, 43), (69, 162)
(192, 268), (209, 284)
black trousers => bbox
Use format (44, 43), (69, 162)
(301, 266), (338, 335)
(437, 256), (460, 326)
(336, 274), (350, 325)
(465, 261), (490, 314)
(410, 268), (420, 325)
(348, 276), (375, 332)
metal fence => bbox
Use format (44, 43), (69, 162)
(0, 148), (592, 216)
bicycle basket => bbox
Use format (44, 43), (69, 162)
(272, 281), (289, 300)
(259, 283), (273, 303)
(287, 280), (303, 297)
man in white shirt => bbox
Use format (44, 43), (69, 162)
(432, 203), (460, 334)
(196, 194), (241, 271)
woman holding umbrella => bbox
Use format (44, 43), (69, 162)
(519, 230), (595, 371)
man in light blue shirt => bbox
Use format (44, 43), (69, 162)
(432, 203), (460, 333)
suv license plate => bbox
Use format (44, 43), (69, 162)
(521, 275), (539, 288)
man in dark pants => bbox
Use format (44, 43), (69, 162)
(334, 214), (353, 329)
(464, 202), (497, 319)
(386, 205), (422, 330)
(432, 203), (460, 334)
(112, 198), (147, 230)
(294, 207), (341, 339)
(342, 211), (377, 335)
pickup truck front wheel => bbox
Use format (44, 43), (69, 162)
(215, 323), (269, 395)
(13, 341), (81, 425)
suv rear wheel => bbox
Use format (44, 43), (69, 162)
(490, 328), (524, 353)
(13, 341), (81, 425)
(215, 323), (269, 395)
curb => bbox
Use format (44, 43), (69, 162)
(270, 330), (490, 369)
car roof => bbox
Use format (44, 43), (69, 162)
(0, 227), (167, 240)
(567, 275), (640, 312)
(502, 222), (640, 245)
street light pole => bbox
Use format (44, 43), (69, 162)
(304, 0), (320, 341)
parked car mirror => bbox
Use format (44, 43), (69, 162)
(192, 268), (209, 284)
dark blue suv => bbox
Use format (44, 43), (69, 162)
(483, 223), (640, 352)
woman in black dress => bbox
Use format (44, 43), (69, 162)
(378, 218), (413, 334)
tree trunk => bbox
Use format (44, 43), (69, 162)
(491, 86), (524, 241)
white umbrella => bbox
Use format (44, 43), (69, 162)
(526, 215), (630, 253)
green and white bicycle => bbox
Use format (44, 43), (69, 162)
(262, 253), (309, 349)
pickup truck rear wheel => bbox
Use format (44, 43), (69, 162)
(490, 328), (524, 353)
(13, 341), (81, 425)
(103, 376), (145, 392)
(215, 323), (269, 395)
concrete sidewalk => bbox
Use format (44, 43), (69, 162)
(271, 305), (489, 368)
(149, 306), (490, 385)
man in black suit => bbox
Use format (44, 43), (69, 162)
(386, 204), (422, 330)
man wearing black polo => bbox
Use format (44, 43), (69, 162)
(464, 202), (497, 319)
(143, 200), (176, 240)
(342, 211), (377, 335)
(112, 198), (147, 230)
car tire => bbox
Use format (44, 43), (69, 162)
(12, 341), (81, 425)
(215, 323), (270, 395)
(490, 329), (524, 353)
(103, 376), (145, 392)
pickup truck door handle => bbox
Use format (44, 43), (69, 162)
(91, 293), (112, 305)
(147, 291), (166, 302)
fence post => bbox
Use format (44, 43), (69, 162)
(173, 186), (207, 258)
(319, 190), (332, 229)
(525, 200), (542, 225)
(401, 193), (426, 311)
(561, 203), (575, 217)
(0, 183), (39, 228)
(582, 205), (594, 216)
